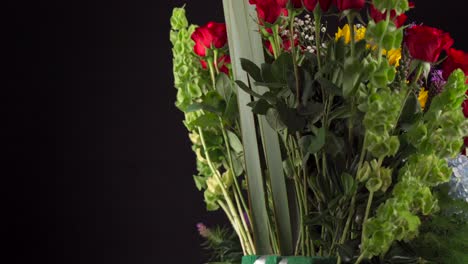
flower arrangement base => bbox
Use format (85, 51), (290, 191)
(242, 255), (336, 264)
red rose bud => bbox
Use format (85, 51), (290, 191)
(200, 55), (231, 75)
(334, 0), (365, 11)
(405, 25), (453, 63)
(304, 0), (333, 12)
(442, 48), (468, 82)
(370, 5), (408, 28)
(251, 0), (288, 24)
(191, 22), (227, 57)
(218, 55), (231, 75)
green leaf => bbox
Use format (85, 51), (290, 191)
(341, 173), (356, 195)
(329, 105), (352, 121)
(266, 108), (287, 131)
(342, 57), (362, 97)
(261, 63), (275, 83)
(191, 113), (220, 127)
(235, 80), (276, 102)
(216, 73), (233, 100)
(227, 130), (244, 154)
(307, 126), (326, 154)
(277, 102), (306, 132)
(240, 58), (262, 82)
(248, 99), (271, 115)
(316, 76), (343, 96)
(186, 102), (221, 114)
(272, 52), (293, 83)
(193, 175), (206, 191)
(223, 0), (273, 254)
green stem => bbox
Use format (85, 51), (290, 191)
(289, 13), (301, 108)
(208, 65), (254, 254)
(361, 191), (374, 245)
(213, 49), (220, 75)
(357, 133), (368, 171)
(392, 66), (423, 135)
(347, 14), (356, 58)
(340, 193), (356, 244)
(198, 127), (252, 254)
(313, 7), (322, 71)
(354, 251), (367, 264)
(218, 200), (247, 255)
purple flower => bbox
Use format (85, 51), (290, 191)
(431, 69), (446, 87)
(196, 223), (211, 238)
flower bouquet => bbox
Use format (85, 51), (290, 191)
(170, 0), (468, 263)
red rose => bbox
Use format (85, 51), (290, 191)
(304, 0), (333, 12)
(369, 5), (407, 28)
(404, 25), (453, 63)
(442, 48), (468, 82)
(250, 0), (288, 24)
(191, 22), (227, 57)
(334, 0), (365, 11)
(291, 0), (303, 8)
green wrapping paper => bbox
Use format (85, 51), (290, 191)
(241, 256), (336, 264)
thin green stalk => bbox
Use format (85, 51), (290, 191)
(198, 127), (252, 254)
(289, 13), (301, 108)
(392, 66), (423, 135)
(361, 191), (375, 243)
(354, 251), (367, 264)
(347, 14), (356, 58)
(357, 133), (368, 171)
(218, 200), (248, 255)
(313, 7), (322, 71)
(377, 12), (392, 64)
(208, 64), (254, 253)
(340, 193), (356, 244)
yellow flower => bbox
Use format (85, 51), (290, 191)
(383, 48), (402, 67)
(335, 24), (366, 44)
(335, 24), (402, 67)
(418, 88), (429, 110)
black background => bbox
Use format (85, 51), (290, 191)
(6, 0), (467, 263)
